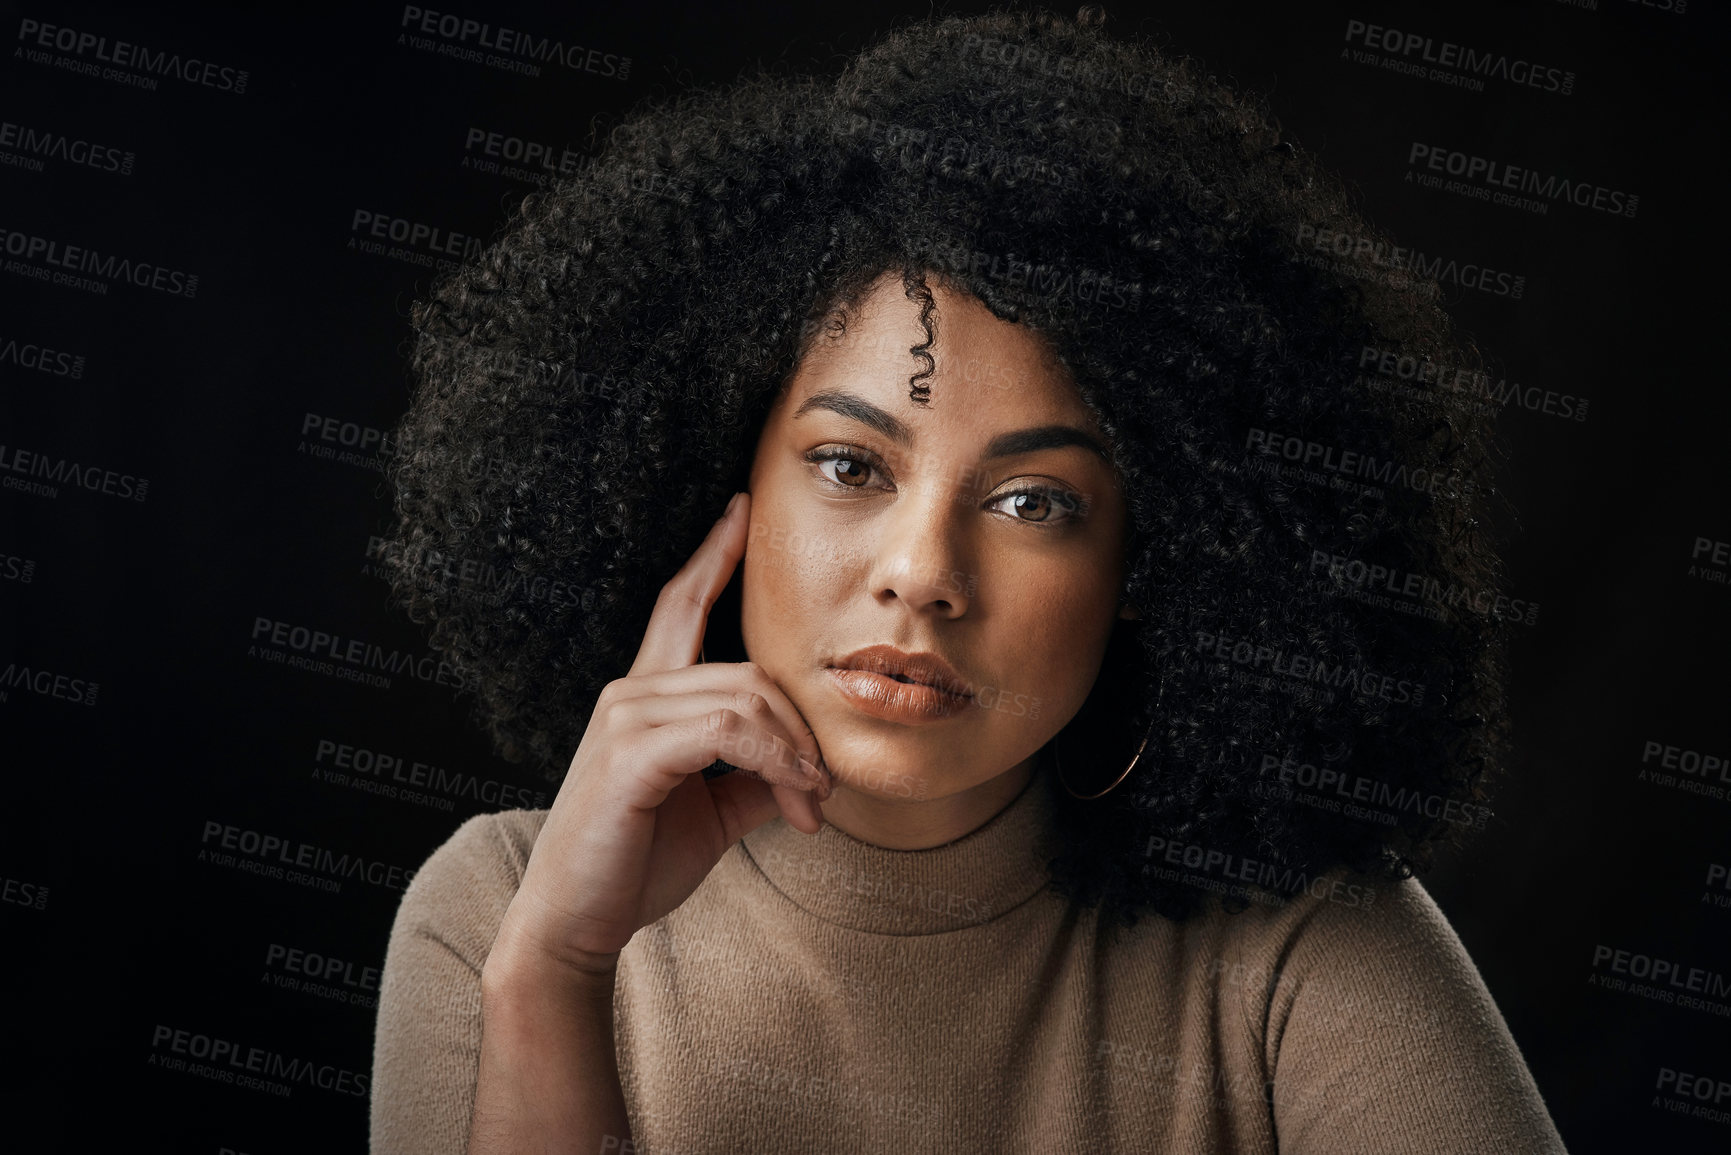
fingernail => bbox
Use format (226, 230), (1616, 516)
(798, 756), (827, 797)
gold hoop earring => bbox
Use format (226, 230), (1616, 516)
(1055, 720), (1153, 800)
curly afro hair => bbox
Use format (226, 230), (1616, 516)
(381, 4), (1520, 930)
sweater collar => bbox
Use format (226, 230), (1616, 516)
(737, 766), (1061, 935)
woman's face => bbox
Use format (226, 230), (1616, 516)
(741, 271), (1133, 811)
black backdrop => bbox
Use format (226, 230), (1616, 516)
(3, 1), (1726, 1151)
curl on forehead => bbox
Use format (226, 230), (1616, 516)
(786, 265), (1083, 420)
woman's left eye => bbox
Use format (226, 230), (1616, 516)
(987, 488), (1085, 525)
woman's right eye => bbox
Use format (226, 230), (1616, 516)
(804, 446), (890, 491)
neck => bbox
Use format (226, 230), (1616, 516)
(815, 750), (1038, 849)
(739, 758), (1060, 934)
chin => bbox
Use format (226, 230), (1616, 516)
(815, 737), (940, 802)
(842, 766), (937, 802)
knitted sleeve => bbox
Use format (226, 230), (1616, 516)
(1238, 872), (1569, 1155)
(369, 812), (528, 1155)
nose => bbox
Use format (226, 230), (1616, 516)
(868, 475), (976, 618)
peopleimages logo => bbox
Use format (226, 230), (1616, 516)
(1343, 19), (1576, 95)
(299, 412), (396, 473)
(1293, 224), (1526, 301)
(0, 227), (198, 297)
(958, 31), (1197, 105)
(0, 552), (36, 584)
(1245, 427), (1479, 500)
(1357, 345), (1589, 423)
(1654, 1066), (1731, 1128)
(2, 874), (49, 911)
(1589, 944), (1731, 1017)
(1192, 629), (1427, 705)
(0, 333), (86, 378)
(1638, 738), (1731, 802)
(149, 1024), (368, 1097)
(397, 6), (630, 81)
(1407, 142), (1638, 218)
(0, 661), (100, 707)
(313, 737), (550, 811)
(267, 942), (379, 987)
(1310, 550), (1541, 628)
(1258, 753), (1492, 828)
(928, 240), (1142, 313)
(0, 443), (149, 502)
(15, 18), (250, 93)
(463, 126), (585, 175)
(1689, 536), (1731, 589)
(199, 820), (418, 892)
(362, 536), (590, 611)
(1141, 836), (1378, 909)
(0, 119), (134, 176)
(248, 615), (480, 692)
(348, 210), (485, 273)
(838, 112), (1087, 191)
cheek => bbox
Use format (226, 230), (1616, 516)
(992, 573), (1118, 710)
(740, 522), (845, 654)
(738, 542), (778, 655)
(743, 500), (864, 599)
(743, 528), (810, 607)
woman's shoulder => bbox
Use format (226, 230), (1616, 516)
(1111, 864), (1446, 958)
(1189, 867), (1516, 1087)
(409, 807), (553, 895)
(1103, 865), (1478, 1043)
(387, 808), (552, 973)
(1223, 864), (1442, 953)
(1196, 866), (1469, 1005)
(1181, 875), (1569, 1152)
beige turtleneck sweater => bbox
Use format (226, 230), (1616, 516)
(370, 768), (1568, 1153)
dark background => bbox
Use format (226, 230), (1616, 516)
(2, 0), (1726, 1150)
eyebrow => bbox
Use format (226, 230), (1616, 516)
(791, 389), (1112, 463)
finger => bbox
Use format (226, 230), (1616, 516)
(706, 770), (825, 840)
(622, 707), (826, 805)
(772, 778), (825, 836)
(614, 688), (818, 786)
(629, 491), (749, 678)
(604, 675), (829, 784)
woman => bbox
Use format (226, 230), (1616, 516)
(371, 6), (1568, 1152)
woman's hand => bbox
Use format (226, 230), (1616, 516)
(487, 490), (833, 985)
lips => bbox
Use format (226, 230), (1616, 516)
(830, 645), (973, 700)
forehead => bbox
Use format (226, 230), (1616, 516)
(778, 273), (1100, 431)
